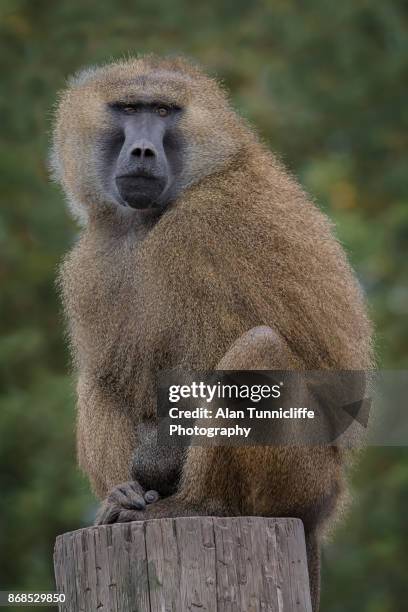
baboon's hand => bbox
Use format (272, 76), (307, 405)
(95, 481), (160, 525)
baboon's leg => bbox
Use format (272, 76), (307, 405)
(106, 325), (298, 521)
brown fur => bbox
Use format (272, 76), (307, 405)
(52, 56), (373, 610)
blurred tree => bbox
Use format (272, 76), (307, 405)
(0, 1), (407, 610)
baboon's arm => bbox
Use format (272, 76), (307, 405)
(76, 377), (137, 499)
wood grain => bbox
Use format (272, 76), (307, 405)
(54, 517), (312, 611)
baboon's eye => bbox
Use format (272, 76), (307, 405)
(157, 106), (169, 117)
(123, 106), (138, 114)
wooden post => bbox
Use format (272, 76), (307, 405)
(54, 516), (312, 611)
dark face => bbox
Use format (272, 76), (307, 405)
(104, 101), (184, 212)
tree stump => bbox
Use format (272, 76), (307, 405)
(54, 516), (312, 611)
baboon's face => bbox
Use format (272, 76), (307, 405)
(52, 58), (247, 221)
(104, 101), (183, 211)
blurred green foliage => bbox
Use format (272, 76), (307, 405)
(0, 1), (407, 610)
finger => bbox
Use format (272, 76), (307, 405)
(144, 490), (160, 504)
(117, 509), (144, 523)
(129, 481), (146, 497)
(111, 488), (146, 510)
(96, 504), (121, 525)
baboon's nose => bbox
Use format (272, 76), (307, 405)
(131, 141), (157, 159)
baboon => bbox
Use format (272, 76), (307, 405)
(51, 55), (373, 611)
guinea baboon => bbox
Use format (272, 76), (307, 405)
(51, 55), (373, 611)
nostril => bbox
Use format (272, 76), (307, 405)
(131, 146), (156, 158)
